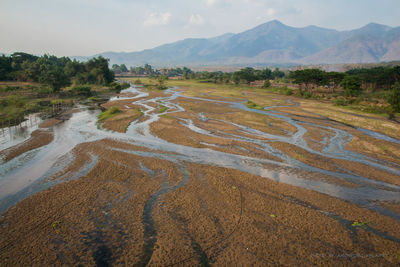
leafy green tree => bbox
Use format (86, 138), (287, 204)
(341, 75), (362, 96)
(259, 67), (273, 80)
(119, 64), (128, 72)
(262, 80), (271, 88)
(71, 85), (92, 96)
(85, 56), (114, 84)
(233, 67), (257, 84)
(388, 82), (400, 113)
(291, 69), (327, 95)
(64, 60), (84, 77)
(0, 55), (12, 80)
(156, 75), (168, 90)
(326, 72), (345, 92)
(144, 64), (153, 75)
(39, 64), (70, 92)
(272, 68), (285, 79)
(21, 60), (40, 82)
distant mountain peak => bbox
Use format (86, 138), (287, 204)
(267, 19), (284, 25)
(365, 22), (392, 28)
(359, 22), (392, 32)
(93, 20), (400, 66)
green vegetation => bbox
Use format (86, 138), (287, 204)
(98, 107), (121, 123)
(156, 75), (168, 90)
(52, 220), (61, 234)
(0, 52), (114, 91)
(0, 95), (37, 124)
(112, 63), (128, 74)
(351, 221), (369, 227)
(333, 98), (347, 106)
(388, 82), (400, 113)
(341, 76), (362, 97)
(160, 114), (174, 119)
(71, 85), (92, 96)
(262, 80), (271, 88)
(109, 81), (130, 92)
(290, 66), (400, 117)
(0, 52), (118, 125)
(158, 105), (168, 113)
(246, 101), (263, 110)
(284, 88), (293, 95)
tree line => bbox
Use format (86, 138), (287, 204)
(0, 52), (114, 92)
(290, 67), (400, 96)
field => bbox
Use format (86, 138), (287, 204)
(0, 79), (399, 266)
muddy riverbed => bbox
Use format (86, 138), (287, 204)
(0, 84), (399, 266)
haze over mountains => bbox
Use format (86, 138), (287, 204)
(93, 20), (400, 67)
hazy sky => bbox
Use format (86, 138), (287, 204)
(1, 0), (399, 56)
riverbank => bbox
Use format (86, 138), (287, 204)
(0, 83), (399, 265)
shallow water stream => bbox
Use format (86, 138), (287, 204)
(1, 84), (399, 221)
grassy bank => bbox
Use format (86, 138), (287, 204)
(0, 81), (124, 127)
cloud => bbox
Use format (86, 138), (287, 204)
(144, 12), (171, 26)
(206, 0), (217, 6)
(188, 14), (205, 26)
(266, 8), (276, 16)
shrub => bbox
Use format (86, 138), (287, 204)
(71, 85), (92, 96)
(38, 85), (53, 95)
(285, 88), (293, 95)
(333, 98), (347, 106)
(262, 80), (271, 88)
(120, 82), (130, 89)
(388, 82), (400, 113)
(246, 101), (263, 110)
(303, 91), (312, 99)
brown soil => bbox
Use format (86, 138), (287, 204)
(101, 100), (143, 133)
(0, 129), (53, 162)
(373, 200), (400, 215)
(270, 141), (400, 186)
(39, 119), (62, 128)
(0, 145), (398, 265)
(1, 86), (400, 266)
(174, 97), (297, 137)
(150, 116), (282, 162)
(346, 133), (400, 165)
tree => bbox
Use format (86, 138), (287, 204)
(341, 75), (362, 97)
(291, 69), (327, 95)
(0, 55), (12, 80)
(272, 68), (285, 79)
(120, 64), (128, 73)
(64, 60), (84, 77)
(144, 64), (153, 75)
(156, 75), (168, 90)
(85, 56), (114, 84)
(39, 64), (70, 92)
(233, 67), (257, 84)
(260, 67), (273, 80)
(388, 82), (400, 114)
(262, 80), (271, 88)
(326, 72), (345, 92)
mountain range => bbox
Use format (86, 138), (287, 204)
(90, 20), (400, 67)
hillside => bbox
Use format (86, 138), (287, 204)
(89, 20), (400, 66)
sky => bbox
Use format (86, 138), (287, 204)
(1, 0), (399, 57)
